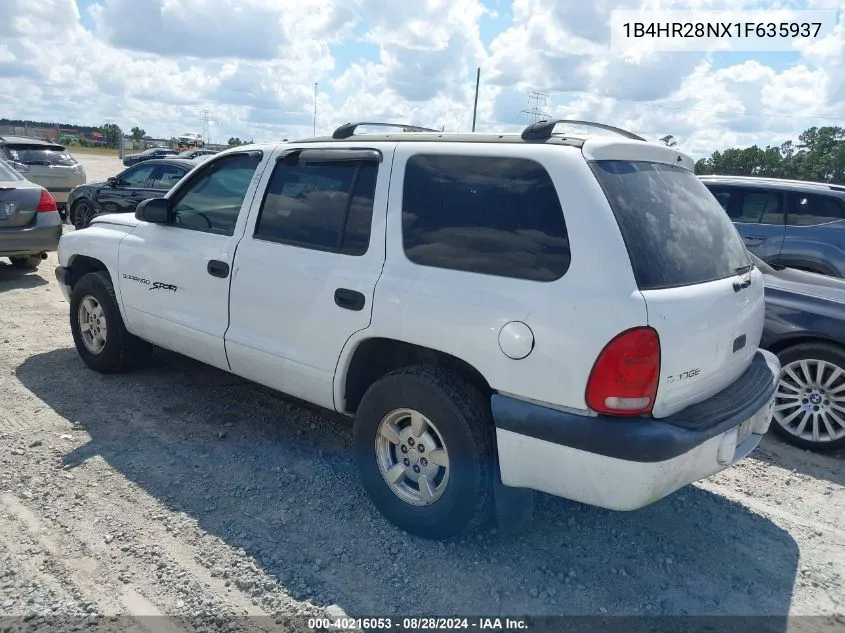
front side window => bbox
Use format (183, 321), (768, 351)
(401, 154), (570, 282)
(254, 157), (378, 255)
(169, 153), (261, 235)
(787, 192), (845, 226)
(119, 164), (156, 186)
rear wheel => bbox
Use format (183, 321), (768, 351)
(69, 271), (153, 373)
(71, 199), (97, 230)
(772, 342), (845, 451)
(353, 366), (495, 539)
(10, 256), (41, 269)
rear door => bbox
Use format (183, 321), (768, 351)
(588, 151), (762, 418)
(225, 145), (391, 410)
(148, 163), (190, 193)
(706, 185), (786, 261)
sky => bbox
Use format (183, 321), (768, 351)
(1, 0), (845, 159)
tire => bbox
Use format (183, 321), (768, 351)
(69, 271), (153, 373)
(10, 256), (41, 269)
(71, 199), (97, 230)
(353, 365), (495, 539)
(771, 342), (845, 451)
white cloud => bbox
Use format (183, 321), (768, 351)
(0, 0), (843, 156)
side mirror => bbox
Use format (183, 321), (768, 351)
(107, 176), (118, 187)
(135, 197), (170, 223)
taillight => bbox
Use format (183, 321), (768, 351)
(37, 189), (58, 212)
(586, 327), (660, 416)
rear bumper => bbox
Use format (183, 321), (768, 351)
(0, 211), (62, 257)
(493, 349), (780, 510)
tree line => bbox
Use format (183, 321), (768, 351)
(688, 126), (845, 185)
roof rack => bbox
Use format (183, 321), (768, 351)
(332, 122), (441, 140)
(521, 119), (646, 142)
(699, 174), (845, 192)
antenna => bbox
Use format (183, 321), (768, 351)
(199, 109), (214, 145)
(520, 91), (551, 124)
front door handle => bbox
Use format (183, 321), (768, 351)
(207, 260), (229, 278)
(334, 288), (365, 311)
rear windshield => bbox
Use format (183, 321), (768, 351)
(3, 144), (77, 166)
(590, 160), (751, 291)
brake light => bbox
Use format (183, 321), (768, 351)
(586, 327), (660, 415)
(37, 189), (58, 212)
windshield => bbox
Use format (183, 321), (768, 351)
(591, 160), (752, 290)
(3, 144), (77, 166)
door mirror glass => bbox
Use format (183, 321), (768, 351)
(136, 197), (171, 223)
(107, 176), (118, 187)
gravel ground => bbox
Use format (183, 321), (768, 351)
(1, 153), (844, 630)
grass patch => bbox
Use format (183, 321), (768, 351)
(66, 146), (120, 157)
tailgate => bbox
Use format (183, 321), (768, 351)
(588, 151), (762, 418)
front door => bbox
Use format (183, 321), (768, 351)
(117, 151), (267, 370)
(225, 145), (392, 409)
(708, 186), (786, 262)
(98, 163), (158, 215)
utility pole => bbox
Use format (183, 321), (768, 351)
(471, 67), (481, 132)
(313, 83), (318, 137)
(200, 109), (213, 146)
(520, 91), (550, 124)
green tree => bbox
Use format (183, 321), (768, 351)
(130, 126), (146, 142)
(228, 137), (242, 146)
(101, 123), (121, 149)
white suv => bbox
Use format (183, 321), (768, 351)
(55, 120), (780, 539)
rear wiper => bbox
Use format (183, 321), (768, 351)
(23, 161), (51, 166)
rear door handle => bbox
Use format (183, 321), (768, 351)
(334, 288), (365, 311)
(207, 260), (229, 278)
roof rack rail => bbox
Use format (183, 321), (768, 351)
(332, 122), (441, 140)
(521, 119), (646, 142)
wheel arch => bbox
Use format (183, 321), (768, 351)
(337, 337), (494, 415)
(765, 333), (845, 357)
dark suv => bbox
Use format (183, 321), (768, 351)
(700, 175), (845, 277)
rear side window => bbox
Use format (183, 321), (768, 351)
(786, 192), (845, 226)
(254, 159), (378, 255)
(707, 186), (784, 225)
(591, 161), (750, 291)
(401, 155), (570, 282)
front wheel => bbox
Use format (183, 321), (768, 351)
(71, 199), (97, 230)
(772, 342), (845, 451)
(69, 271), (153, 373)
(353, 366), (495, 539)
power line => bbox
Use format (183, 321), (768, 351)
(520, 91), (551, 124)
(558, 89), (845, 123)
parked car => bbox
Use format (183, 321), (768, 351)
(0, 135), (86, 211)
(0, 158), (62, 269)
(55, 120), (780, 539)
(701, 175), (845, 278)
(66, 158), (195, 229)
(175, 149), (217, 160)
(122, 147), (178, 167)
(751, 251), (845, 451)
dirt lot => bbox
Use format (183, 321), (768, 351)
(73, 152), (124, 184)
(1, 155), (844, 631)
